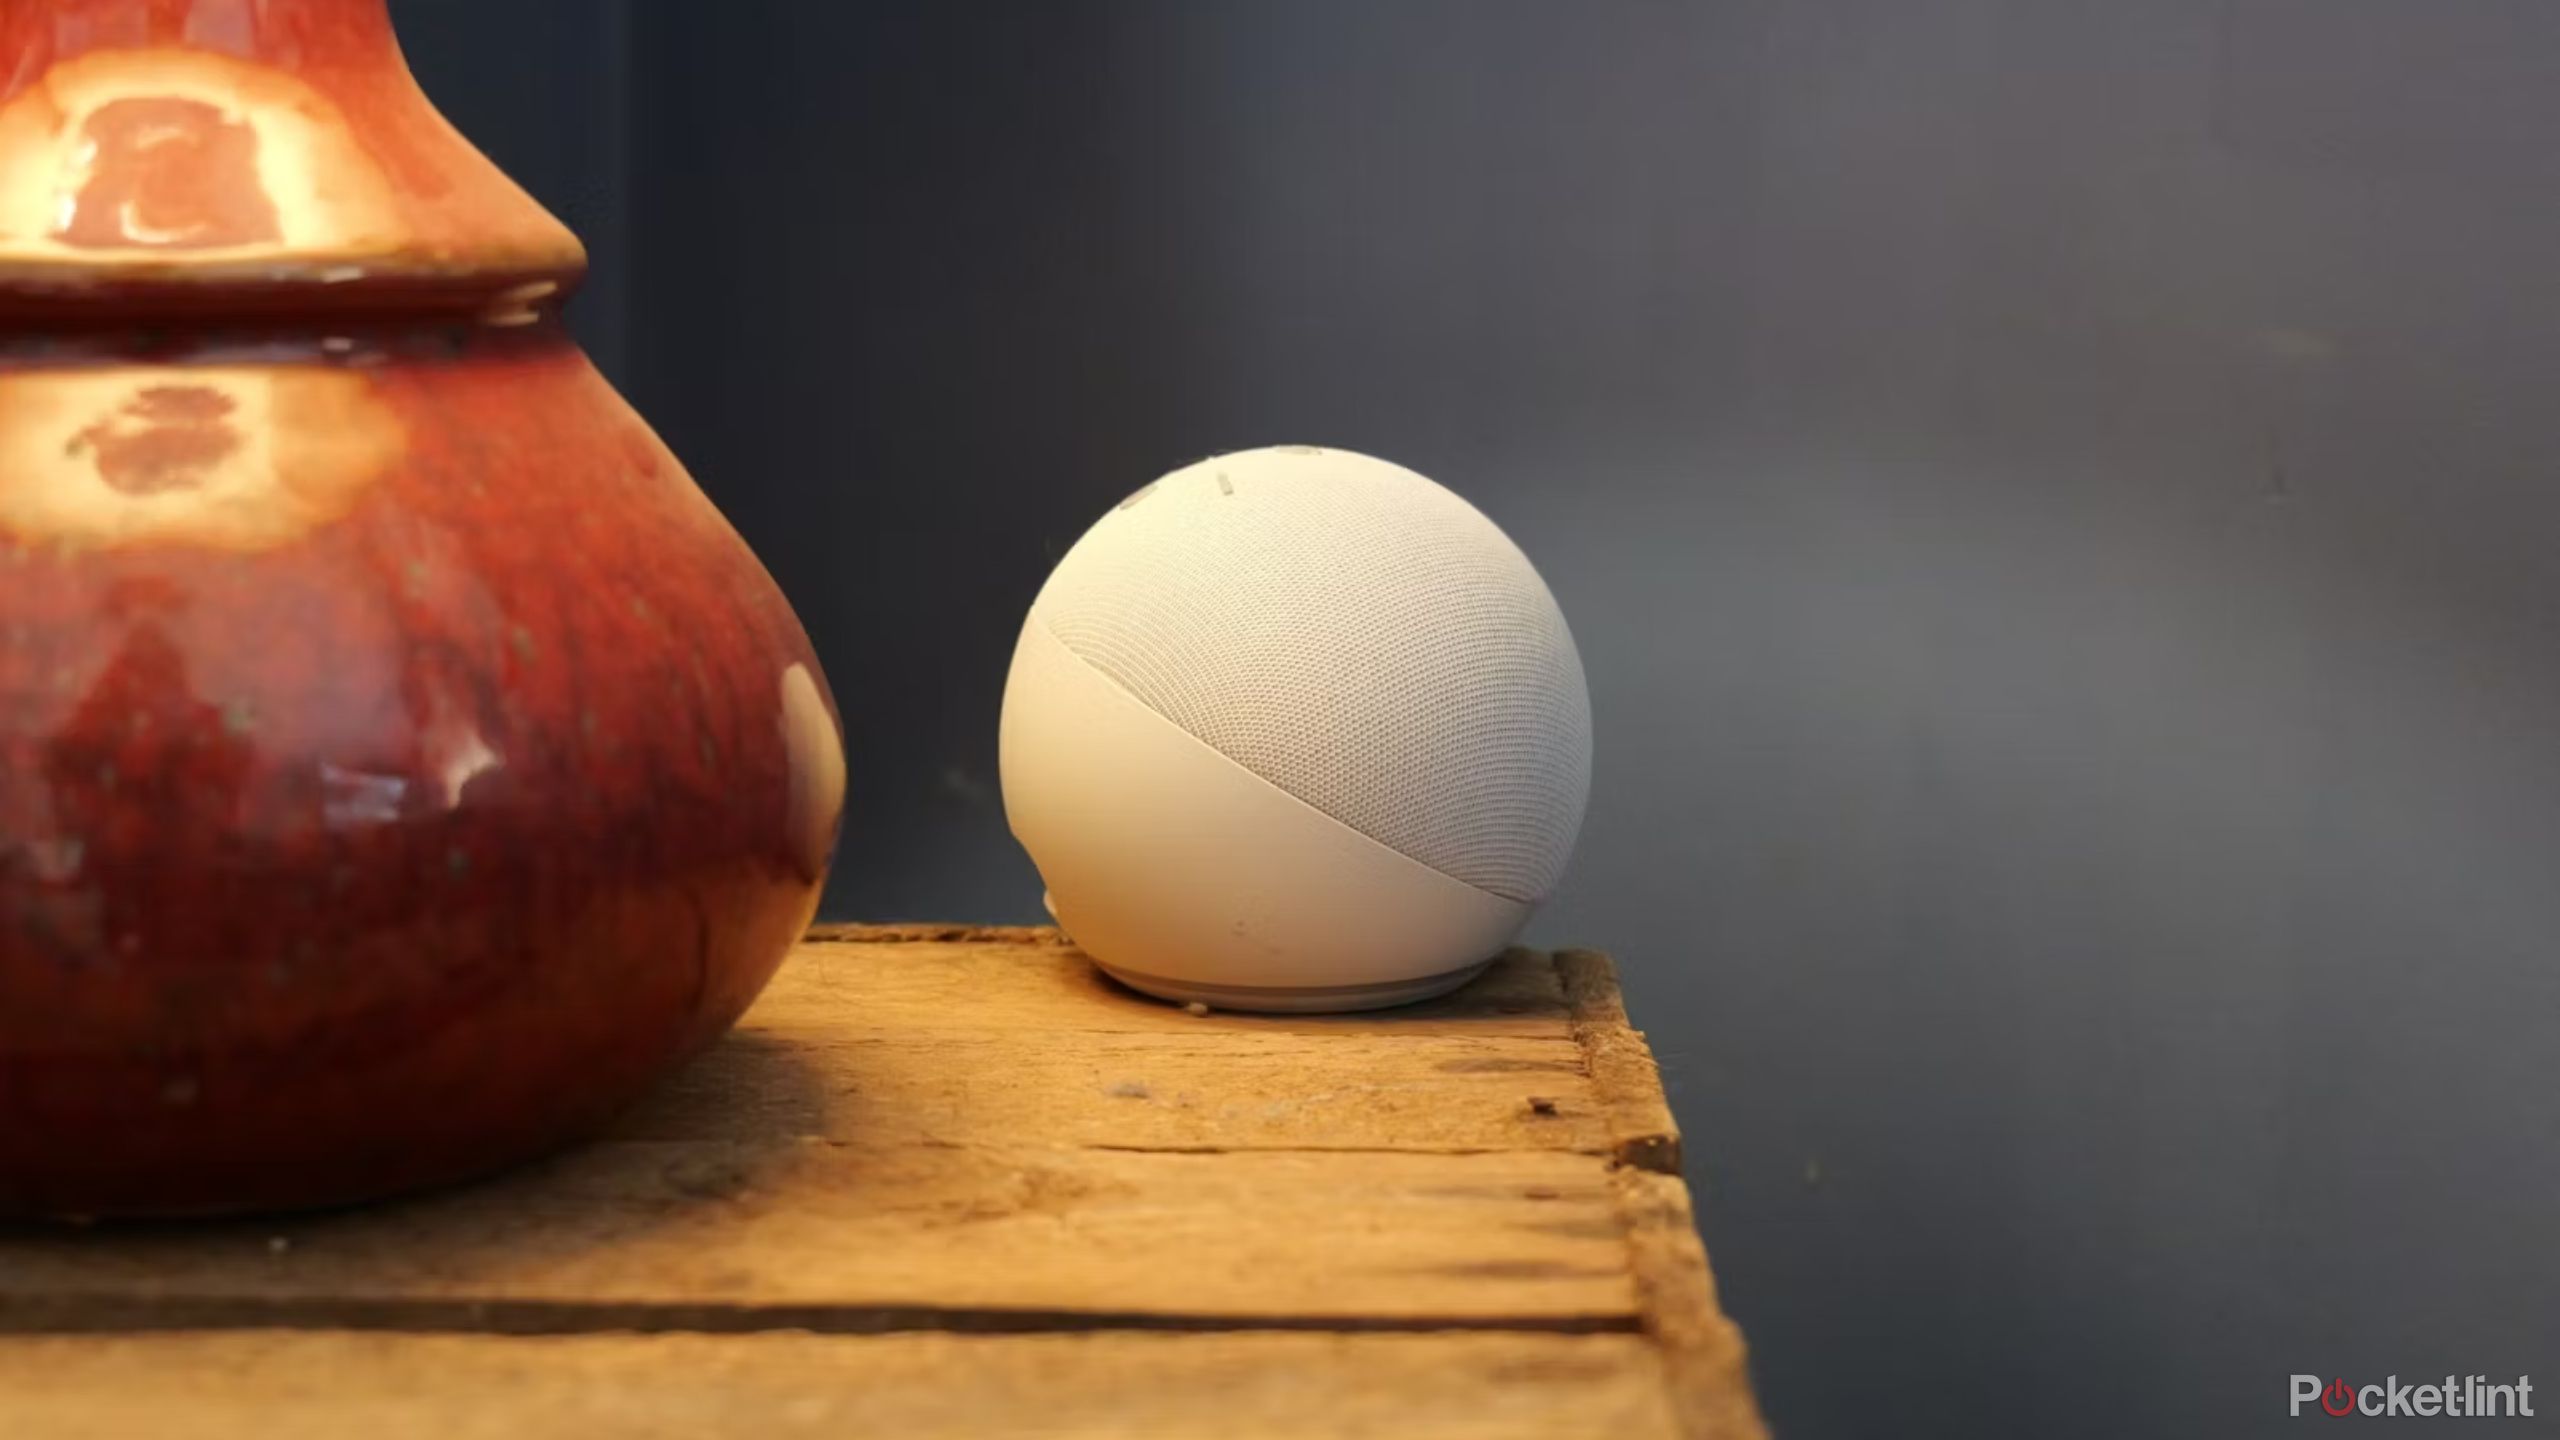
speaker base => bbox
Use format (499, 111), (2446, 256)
(1092, 958), (1495, 1014)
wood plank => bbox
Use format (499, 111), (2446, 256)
(788, 927), (1582, 1038)
(610, 931), (1638, 1157)
(1614, 1168), (1765, 1440)
(0, 1331), (1684, 1440)
(0, 932), (1649, 1327)
(0, 930), (1765, 1438)
(0, 1144), (1637, 1327)
(615, 960), (1610, 1154)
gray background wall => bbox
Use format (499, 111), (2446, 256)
(403, 2), (2560, 1433)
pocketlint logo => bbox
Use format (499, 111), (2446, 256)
(2291, 1375), (2535, 1418)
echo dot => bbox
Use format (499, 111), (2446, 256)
(999, 446), (1592, 1012)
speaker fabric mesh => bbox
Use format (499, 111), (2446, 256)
(1033, 448), (1591, 904)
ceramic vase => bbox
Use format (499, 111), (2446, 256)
(0, 0), (844, 1216)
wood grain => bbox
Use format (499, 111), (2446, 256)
(0, 1144), (1639, 1326)
(1616, 1169), (1763, 1440)
(785, 929), (1587, 1039)
(0, 928), (1765, 1439)
(0, 1331), (1683, 1440)
(613, 940), (1609, 1153)
(1559, 947), (1685, 1174)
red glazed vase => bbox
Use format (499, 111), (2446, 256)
(0, 0), (845, 1216)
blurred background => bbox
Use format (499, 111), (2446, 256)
(402, 2), (2560, 1433)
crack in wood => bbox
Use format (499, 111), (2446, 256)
(0, 1296), (1647, 1340)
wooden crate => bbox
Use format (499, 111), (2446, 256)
(0, 926), (1765, 1439)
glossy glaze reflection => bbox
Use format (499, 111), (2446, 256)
(0, 0), (843, 1217)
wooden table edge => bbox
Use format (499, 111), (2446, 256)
(808, 924), (1770, 1440)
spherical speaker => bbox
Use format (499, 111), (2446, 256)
(999, 446), (1592, 1012)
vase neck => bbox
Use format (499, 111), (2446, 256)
(4, 0), (399, 83)
(0, 0), (583, 322)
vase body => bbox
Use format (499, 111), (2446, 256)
(0, 0), (845, 1216)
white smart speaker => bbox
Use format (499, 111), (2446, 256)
(999, 445), (1593, 1012)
